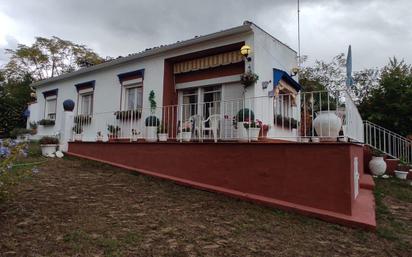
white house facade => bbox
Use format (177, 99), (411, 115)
(28, 21), (302, 143)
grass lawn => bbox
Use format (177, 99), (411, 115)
(0, 143), (411, 257)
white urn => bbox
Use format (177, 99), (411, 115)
(369, 156), (387, 176)
(313, 111), (342, 137)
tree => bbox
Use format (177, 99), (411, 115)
(3, 36), (105, 81)
(0, 76), (33, 136)
(358, 58), (412, 136)
(299, 54), (380, 103)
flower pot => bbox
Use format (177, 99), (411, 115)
(40, 144), (58, 157)
(131, 134), (139, 142)
(247, 128), (260, 141)
(394, 170), (408, 180)
(74, 133), (83, 141)
(313, 111), (342, 138)
(158, 133), (168, 142)
(369, 156), (387, 176)
(311, 137), (320, 143)
(96, 136), (104, 142)
(237, 122), (249, 142)
(145, 126), (158, 142)
(182, 132), (191, 142)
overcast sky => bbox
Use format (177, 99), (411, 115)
(0, 0), (411, 71)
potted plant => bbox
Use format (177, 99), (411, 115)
(394, 158), (410, 180)
(107, 125), (121, 140)
(234, 108), (255, 142)
(72, 124), (83, 141)
(38, 119), (55, 126)
(181, 127), (192, 142)
(145, 90), (160, 142)
(257, 120), (269, 139)
(114, 109), (142, 121)
(158, 123), (168, 142)
(369, 148), (387, 176)
(244, 121), (261, 141)
(131, 129), (140, 142)
(240, 69), (259, 89)
(96, 131), (104, 142)
(29, 122), (38, 135)
(39, 136), (59, 156)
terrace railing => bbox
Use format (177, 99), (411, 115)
(364, 120), (412, 163)
(70, 89), (364, 144)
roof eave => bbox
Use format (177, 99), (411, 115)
(31, 23), (253, 88)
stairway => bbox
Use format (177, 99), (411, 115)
(363, 121), (412, 178)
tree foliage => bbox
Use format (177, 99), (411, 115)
(3, 36), (105, 81)
(0, 76), (33, 136)
(358, 58), (412, 136)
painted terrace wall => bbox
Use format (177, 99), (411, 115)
(68, 142), (375, 230)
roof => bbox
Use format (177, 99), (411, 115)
(32, 21), (296, 88)
(273, 68), (302, 92)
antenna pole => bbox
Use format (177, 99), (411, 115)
(297, 0), (301, 68)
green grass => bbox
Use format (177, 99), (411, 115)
(374, 177), (412, 250)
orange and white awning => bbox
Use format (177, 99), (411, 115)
(173, 50), (243, 74)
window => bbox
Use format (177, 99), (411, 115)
(80, 93), (93, 115)
(45, 96), (57, 120)
(124, 85), (143, 110)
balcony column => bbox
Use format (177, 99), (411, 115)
(60, 99), (75, 152)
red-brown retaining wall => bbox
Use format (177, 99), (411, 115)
(68, 142), (368, 218)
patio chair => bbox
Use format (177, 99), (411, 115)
(202, 114), (221, 142)
(189, 114), (203, 141)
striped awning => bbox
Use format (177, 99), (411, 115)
(173, 50), (243, 74)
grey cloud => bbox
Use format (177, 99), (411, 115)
(1, 0), (411, 70)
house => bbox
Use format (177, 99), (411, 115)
(28, 21), (301, 142)
(27, 21), (377, 230)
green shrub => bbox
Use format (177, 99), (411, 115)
(39, 136), (59, 145)
(9, 128), (32, 139)
(235, 108), (255, 122)
(145, 116), (160, 127)
(38, 119), (55, 126)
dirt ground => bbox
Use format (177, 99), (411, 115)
(0, 156), (411, 257)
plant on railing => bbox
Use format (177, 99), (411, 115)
(74, 114), (92, 124)
(96, 131), (104, 141)
(72, 124), (83, 134)
(274, 114), (298, 129)
(38, 119), (55, 126)
(107, 125), (121, 138)
(240, 70), (259, 89)
(145, 90), (159, 129)
(114, 109), (142, 120)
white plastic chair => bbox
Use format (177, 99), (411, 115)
(189, 114), (203, 140)
(202, 114), (221, 142)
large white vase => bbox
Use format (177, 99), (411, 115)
(40, 144), (57, 156)
(145, 126), (158, 142)
(313, 111), (342, 137)
(369, 156), (387, 176)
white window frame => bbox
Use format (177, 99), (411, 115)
(122, 81), (143, 111)
(45, 95), (57, 120)
(79, 91), (94, 116)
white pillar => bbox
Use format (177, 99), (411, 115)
(60, 110), (74, 152)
